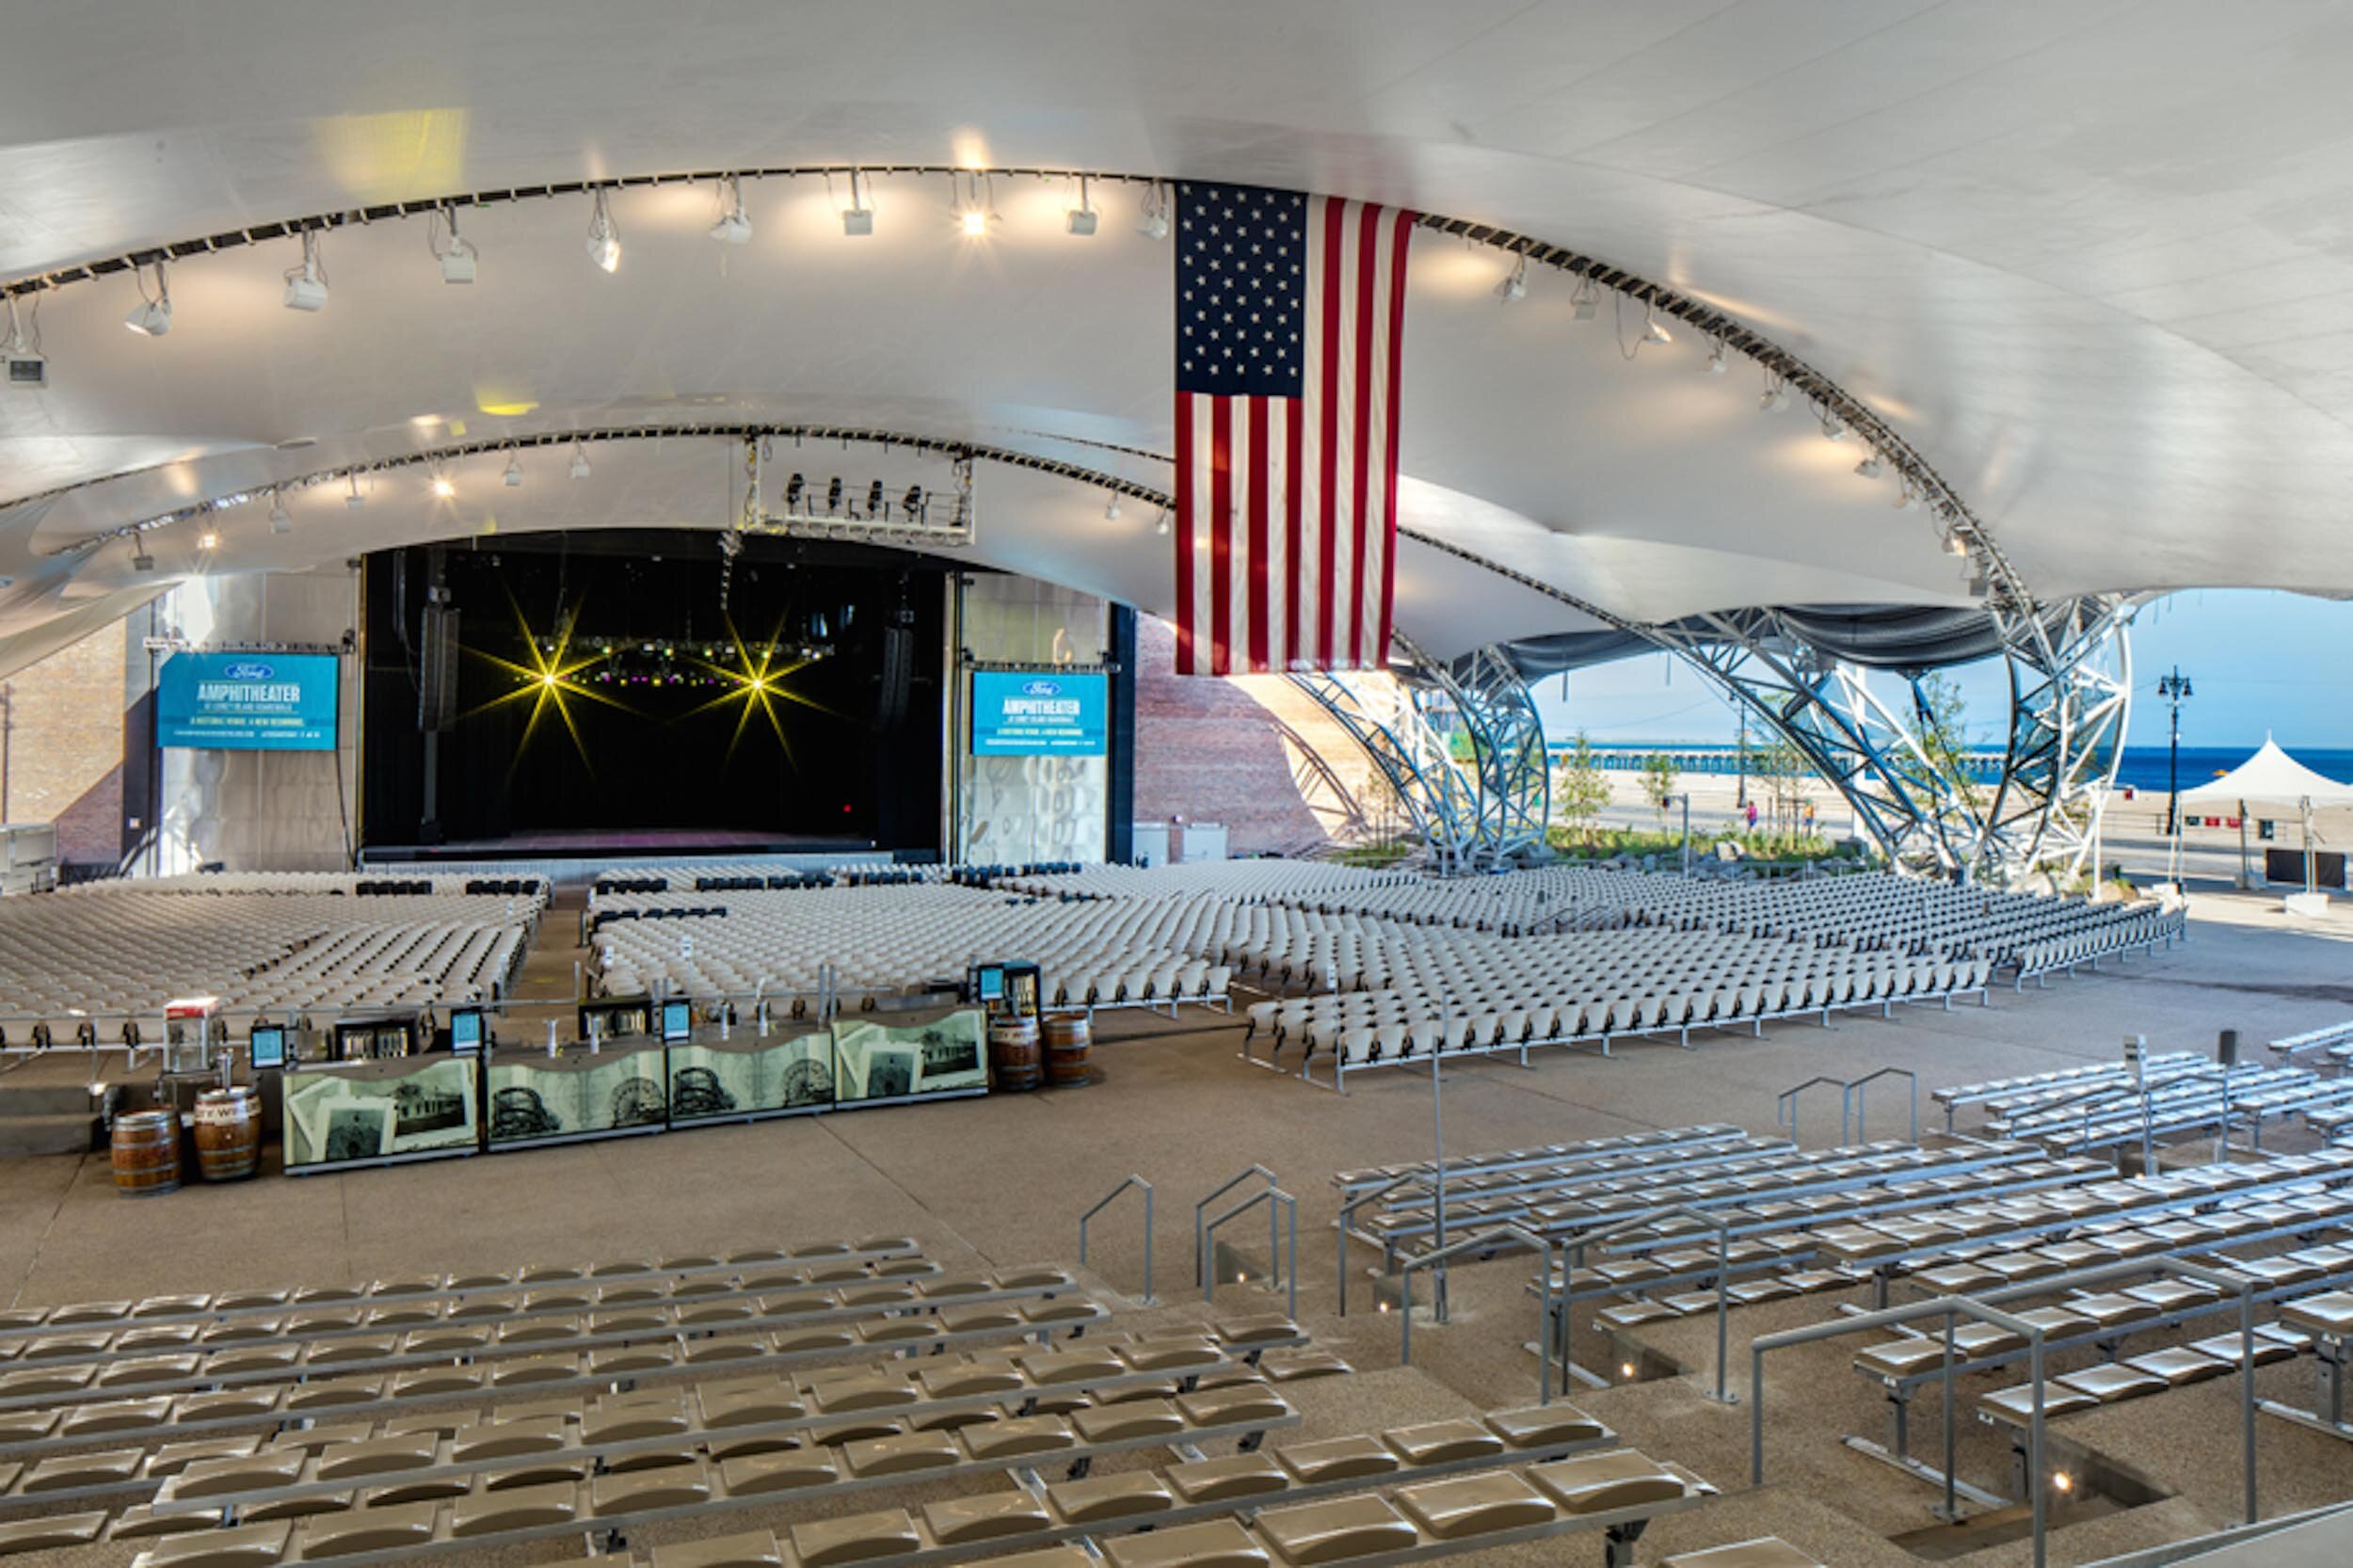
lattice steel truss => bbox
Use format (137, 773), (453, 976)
(1644, 600), (2131, 881)
(1289, 637), (1549, 873)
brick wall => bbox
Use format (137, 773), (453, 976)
(2, 622), (127, 866)
(1131, 616), (1397, 856)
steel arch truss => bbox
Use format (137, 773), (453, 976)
(1288, 638), (1550, 873)
(1647, 600), (2131, 881)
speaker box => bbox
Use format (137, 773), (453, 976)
(418, 604), (460, 732)
(876, 624), (912, 731)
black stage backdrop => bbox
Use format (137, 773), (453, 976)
(362, 531), (946, 853)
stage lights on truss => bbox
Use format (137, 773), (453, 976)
(471, 597), (631, 773)
(752, 448), (976, 549)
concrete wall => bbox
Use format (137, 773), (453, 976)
(0, 623), (129, 866)
(1131, 615), (1396, 856)
(150, 568), (360, 873)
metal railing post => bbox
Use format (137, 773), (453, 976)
(1395, 1223), (1556, 1408)
(1077, 1175), (1155, 1304)
(1335, 1171), (1425, 1318)
(1202, 1187), (1296, 1320)
(1194, 1165), (1277, 1289)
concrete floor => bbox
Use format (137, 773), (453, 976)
(5, 889), (2352, 1567)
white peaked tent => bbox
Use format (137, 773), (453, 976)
(2180, 739), (2353, 898)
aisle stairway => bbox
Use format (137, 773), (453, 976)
(0, 1053), (104, 1157)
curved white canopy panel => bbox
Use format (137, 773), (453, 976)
(6, 0), (2352, 666)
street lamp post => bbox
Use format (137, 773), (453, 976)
(2156, 666), (2193, 881)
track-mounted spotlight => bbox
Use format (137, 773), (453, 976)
(436, 205), (477, 283)
(1944, 527), (1969, 555)
(1136, 183), (1170, 240)
(431, 472), (456, 499)
(710, 175), (752, 244)
(840, 169), (874, 236)
(785, 472), (806, 508)
(1495, 256), (1528, 302)
(1569, 279), (1599, 321)
(345, 474), (366, 509)
(1818, 411), (1848, 441)
(568, 443), (591, 480)
(1704, 343), (1728, 376)
(503, 454), (524, 488)
(1893, 484), (1923, 512)
(957, 173), (999, 237)
(902, 485), (923, 517)
(1154, 510), (1172, 537)
(1853, 453), (1883, 479)
(1641, 307), (1673, 344)
(824, 476), (842, 513)
(1759, 380), (1790, 413)
(283, 231), (328, 312)
(1104, 494), (1123, 520)
(124, 262), (171, 336)
(585, 189), (621, 273)
(866, 479), (885, 515)
(268, 490), (292, 534)
(1066, 175), (1097, 236)
(197, 528), (219, 552)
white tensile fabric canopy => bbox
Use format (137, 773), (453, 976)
(2180, 739), (2353, 808)
(2179, 739), (2353, 899)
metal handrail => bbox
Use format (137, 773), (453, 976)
(1776, 1075), (1849, 1144)
(1395, 1223), (1560, 1407)
(1545, 1202), (1739, 1403)
(1078, 1175), (1154, 1304)
(1753, 1256), (2258, 1568)
(1202, 1186), (1298, 1322)
(1194, 1165), (1278, 1289)
(1847, 1066), (1919, 1144)
(1336, 1170), (1429, 1317)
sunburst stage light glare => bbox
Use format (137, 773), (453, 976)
(465, 593), (633, 776)
(679, 617), (839, 766)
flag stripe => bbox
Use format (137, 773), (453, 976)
(1378, 208), (1411, 664)
(1210, 397), (1233, 677)
(1247, 397), (1270, 672)
(1283, 395), (1304, 670)
(1316, 196), (1344, 672)
(1174, 392), (1197, 676)
(1349, 203), (1377, 667)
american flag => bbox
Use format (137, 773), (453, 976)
(1173, 183), (1415, 676)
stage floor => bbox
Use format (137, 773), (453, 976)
(363, 827), (878, 863)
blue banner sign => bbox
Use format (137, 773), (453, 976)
(970, 671), (1107, 756)
(157, 651), (341, 750)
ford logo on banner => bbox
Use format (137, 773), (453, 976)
(1020, 679), (1062, 696)
(221, 662), (277, 680)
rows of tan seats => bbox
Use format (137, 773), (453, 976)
(1987, 1063), (2353, 1154)
(1333, 1126), (1751, 1198)
(1573, 1149), (2353, 1322)
(111, 1407), (1708, 1568)
(0, 1322), (1323, 1526)
(1539, 1155), (2112, 1331)
(1377, 1141), (2059, 1260)
(0, 1271), (1102, 1418)
(0, 1256), (1035, 1382)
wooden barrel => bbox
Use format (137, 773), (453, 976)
(1043, 1015), (1093, 1086)
(111, 1111), (181, 1198)
(193, 1088), (261, 1182)
(987, 1016), (1042, 1092)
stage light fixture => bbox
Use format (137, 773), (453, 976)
(1944, 526), (1969, 554)
(866, 479), (884, 516)
(1154, 510), (1171, 537)
(435, 205), (477, 283)
(1704, 343), (1728, 376)
(1893, 484), (1923, 513)
(283, 231), (328, 312)
(1136, 183), (1170, 240)
(268, 490), (292, 534)
(1066, 175), (1097, 235)
(709, 175), (753, 244)
(431, 473), (456, 499)
(1569, 279), (1599, 321)
(132, 545), (155, 572)
(585, 189), (621, 273)
(197, 528), (218, 552)
(841, 169), (874, 236)
(1104, 494), (1122, 520)
(124, 262), (172, 337)
(1641, 306), (1672, 344)
(1853, 454), (1883, 479)
(785, 472), (806, 508)
(1819, 411), (1848, 441)
(1759, 380), (1790, 413)
(568, 443), (591, 480)
(503, 454), (523, 488)
(824, 477), (842, 513)
(902, 484), (922, 517)
(346, 474), (366, 509)
(1494, 256), (1527, 303)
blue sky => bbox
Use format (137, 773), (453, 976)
(1529, 590), (2353, 754)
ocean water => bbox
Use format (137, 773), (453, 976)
(2113, 746), (2353, 793)
(1545, 740), (2353, 793)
